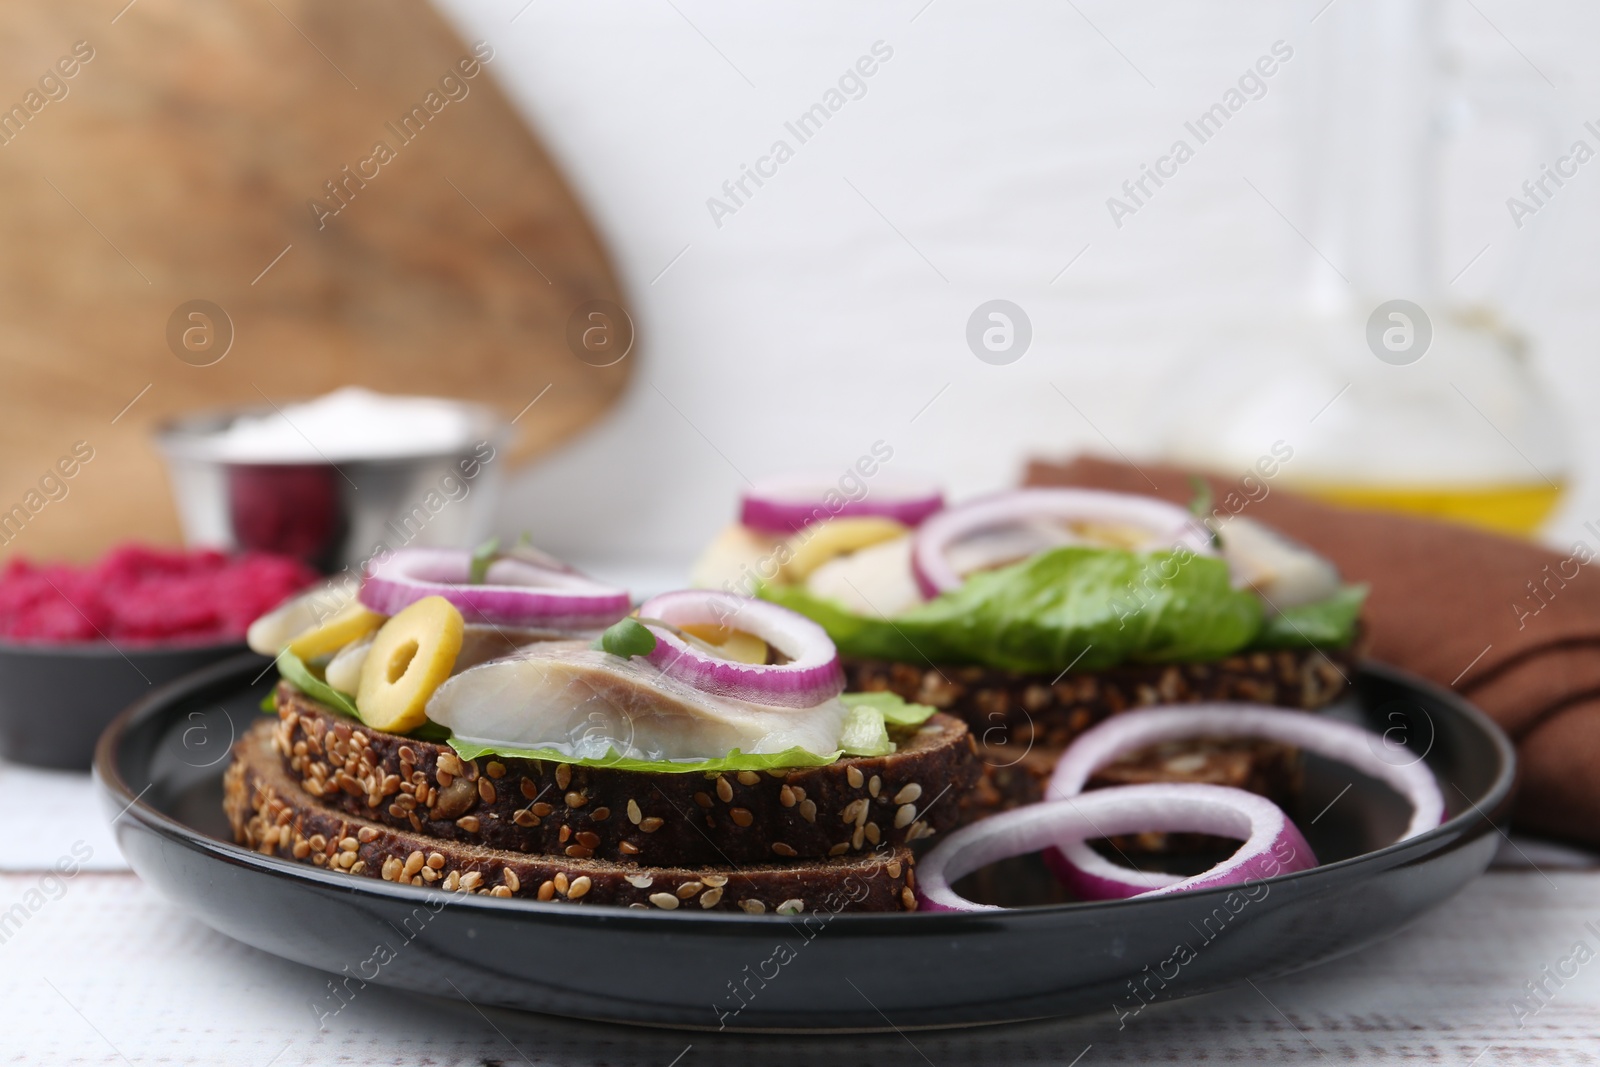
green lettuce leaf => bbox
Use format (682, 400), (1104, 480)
(1251, 584), (1369, 649)
(840, 690), (937, 726)
(835, 705), (893, 757)
(448, 692), (937, 771)
(765, 546), (1265, 673)
(276, 650), (360, 718)
(407, 720), (454, 743)
(272, 654), (454, 741)
(835, 691), (940, 758)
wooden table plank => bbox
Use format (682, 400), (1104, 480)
(1, 870), (1595, 1064)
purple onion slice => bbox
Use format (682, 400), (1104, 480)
(910, 488), (1216, 597)
(636, 590), (845, 709)
(1045, 703), (1445, 898)
(916, 783), (1316, 912)
(739, 474), (943, 535)
(360, 547), (630, 630)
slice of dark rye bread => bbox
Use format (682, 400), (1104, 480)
(842, 642), (1360, 750)
(970, 736), (1302, 855)
(270, 684), (982, 868)
(226, 724), (917, 913)
(971, 736), (1303, 817)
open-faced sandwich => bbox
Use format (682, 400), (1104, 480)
(691, 478), (1368, 826)
(227, 542), (981, 913)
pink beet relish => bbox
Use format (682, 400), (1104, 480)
(0, 543), (319, 644)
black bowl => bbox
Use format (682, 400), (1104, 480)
(0, 637), (259, 769)
(95, 655), (1514, 1032)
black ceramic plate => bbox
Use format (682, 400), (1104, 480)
(95, 655), (1514, 1032)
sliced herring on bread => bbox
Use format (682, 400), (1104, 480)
(271, 685), (981, 867)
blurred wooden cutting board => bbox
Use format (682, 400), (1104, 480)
(0, 0), (631, 561)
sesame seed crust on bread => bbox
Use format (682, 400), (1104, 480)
(227, 721), (919, 913)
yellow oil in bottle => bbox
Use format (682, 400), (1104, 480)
(1294, 481), (1564, 538)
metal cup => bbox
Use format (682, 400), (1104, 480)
(154, 401), (510, 574)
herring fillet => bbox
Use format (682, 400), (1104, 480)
(426, 641), (849, 761)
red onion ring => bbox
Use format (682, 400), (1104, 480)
(739, 474), (943, 535)
(637, 590), (845, 708)
(359, 547), (630, 629)
(910, 488), (1216, 597)
(1046, 704), (1446, 898)
(916, 784), (1316, 912)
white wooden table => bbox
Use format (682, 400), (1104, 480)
(3, 760), (1596, 1065)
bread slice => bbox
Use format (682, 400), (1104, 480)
(969, 736), (1302, 816)
(843, 643), (1358, 751)
(968, 736), (1303, 856)
(227, 721), (918, 913)
(270, 685), (981, 868)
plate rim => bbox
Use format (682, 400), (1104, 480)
(94, 653), (1517, 932)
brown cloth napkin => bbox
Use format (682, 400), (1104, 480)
(1027, 455), (1600, 848)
